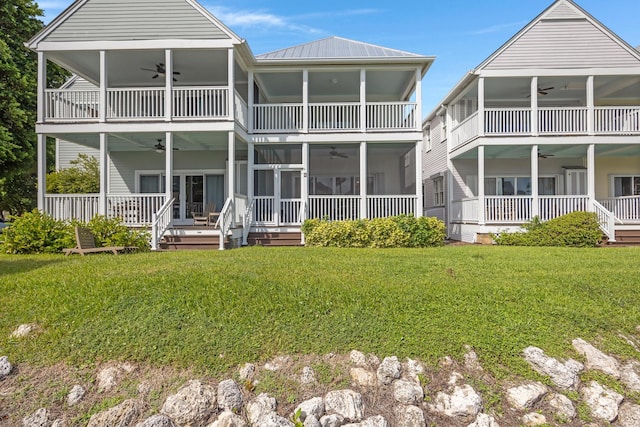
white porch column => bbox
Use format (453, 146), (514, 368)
(302, 69), (309, 133)
(99, 133), (108, 215)
(164, 49), (173, 122)
(244, 141), (254, 245)
(587, 143), (595, 201)
(99, 50), (107, 123)
(248, 71), (254, 132)
(531, 76), (538, 136)
(360, 69), (366, 132)
(360, 142), (367, 218)
(478, 77), (485, 137)
(228, 48), (234, 120)
(587, 76), (595, 135)
(415, 139), (423, 217)
(414, 67), (422, 130)
(228, 131), (236, 226)
(37, 134), (46, 211)
(37, 52), (46, 123)
(165, 132), (173, 209)
(301, 141), (309, 225)
(531, 144), (539, 218)
(478, 145), (485, 225)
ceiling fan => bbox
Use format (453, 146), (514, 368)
(154, 139), (179, 153)
(522, 86), (556, 97)
(329, 146), (348, 159)
(538, 150), (555, 159)
(141, 63), (180, 81)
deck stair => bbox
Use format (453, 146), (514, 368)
(605, 229), (640, 246)
(159, 234), (227, 250)
(247, 232), (303, 246)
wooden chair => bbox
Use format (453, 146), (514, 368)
(192, 202), (219, 227)
(63, 226), (135, 256)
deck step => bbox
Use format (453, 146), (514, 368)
(606, 229), (640, 246)
(247, 232), (303, 247)
(160, 234), (224, 250)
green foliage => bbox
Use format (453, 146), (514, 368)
(302, 215), (445, 248)
(46, 154), (100, 194)
(492, 211), (603, 247)
(82, 215), (150, 251)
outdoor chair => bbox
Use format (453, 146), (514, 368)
(192, 202), (219, 227)
(64, 226), (136, 256)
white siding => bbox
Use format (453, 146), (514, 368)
(545, 2), (582, 20)
(44, 0), (230, 42)
(56, 140), (99, 169)
(423, 115), (448, 210)
(484, 19), (640, 70)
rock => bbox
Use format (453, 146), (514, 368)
(300, 366), (316, 384)
(621, 360), (640, 392)
(137, 382), (152, 396)
(431, 384), (483, 418)
(467, 413), (499, 427)
(359, 415), (389, 427)
(0, 356), (12, 379)
(295, 397), (324, 421)
(618, 401), (640, 427)
(264, 355), (291, 371)
(580, 381), (624, 422)
(97, 366), (122, 392)
(303, 415), (321, 427)
(522, 412), (546, 426)
(505, 382), (548, 410)
(376, 356), (401, 385)
(87, 399), (139, 427)
(522, 346), (583, 389)
(51, 420), (64, 427)
(319, 414), (344, 427)
(404, 359), (425, 384)
(392, 379), (424, 405)
(464, 346), (483, 372)
(324, 389), (364, 421)
(11, 323), (38, 338)
(22, 408), (50, 427)
(135, 414), (176, 427)
(548, 393), (576, 420)
(161, 380), (216, 427)
(67, 385), (86, 406)
(246, 393), (277, 425)
(208, 411), (247, 427)
(447, 372), (464, 386)
(217, 379), (243, 412)
(238, 363), (256, 381)
(393, 404), (426, 427)
(571, 338), (620, 378)
(439, 356), (454, 368)
(350, 350), (368, 367)
(350, 367), (376, 387)
(251, 412), (293, 427)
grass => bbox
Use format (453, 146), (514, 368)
(1, 246), (640, 379)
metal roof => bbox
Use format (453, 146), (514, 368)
(256, 36), (424, 60)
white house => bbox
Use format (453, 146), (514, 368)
(27, 0), (434, 249)
(423, 0), (640, 244)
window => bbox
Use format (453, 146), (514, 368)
(484, 177), (556, 196)
(614, 176), (640, 196)
(309, 175), (373, 195)
(425, 127), (432, 152)
(433, 176), (444, 206)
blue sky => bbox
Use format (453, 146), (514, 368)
(39, 0), (640, 115)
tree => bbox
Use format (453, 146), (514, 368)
(0, 0), (68, 216)
(46, 154), (100, 194)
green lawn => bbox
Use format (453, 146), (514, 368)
(1, 246), (639, 378)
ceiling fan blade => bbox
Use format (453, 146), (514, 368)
(540, 86), (555, 91)
(152, 74), (159, 79)
(539, 91), (548, 95)
(141, 68), (157, 72)
(172, 71), (181, 75)
(173, 78), (178, 82)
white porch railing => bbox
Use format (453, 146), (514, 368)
(150, 197), (174, 251)
(218, 197), (234, 250)
(234, 194), (248, 225)
(539, 107), (588, 134)
(242, 199), (255, 246)
(484, 108), (531, 135)
(595, 107), (640, 134)
(366, 102), (417, 130)
(537, 196), (590, 221)
(107, 194), (166, 226)
(599, 196), (640, 222)
(45, 89), (100, 121)
(367, 195), (417, 218)
(592, 200), (616, 242)
(281, 199), (302, 225)
(107, 88), (165, 119)
(451, 112), (479, 149)
(253, 104), (303, 133)
(485, 196), (533, 223)
(44, 194), (99, 222)
(253, 196), (275, 223)
(450, 198), (479, 223)
(308, 196), (361, 221)
(234, 91), (249, 130)
(309, 103), (360, 131)
(173, 87), (228, 118)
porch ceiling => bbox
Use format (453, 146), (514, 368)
(454, 143), (640, 159)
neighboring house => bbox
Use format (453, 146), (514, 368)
(423, 0), (640, 243)
(28, 0), (434, 249)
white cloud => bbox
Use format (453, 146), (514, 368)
(207, 6), (320, 34)
(468, 21), (527, 35)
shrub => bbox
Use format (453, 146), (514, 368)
(46, 154), (100, 194)
(83, 215), (150, 251)
(302, 215), (445, 248)
(492, 211), (602, 248)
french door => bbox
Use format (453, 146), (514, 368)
(170, 174), (224, 224)
(254, 167), (302, 225)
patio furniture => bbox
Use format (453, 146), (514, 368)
(64, 226), (136, 256)
(192, 202), (219, 226)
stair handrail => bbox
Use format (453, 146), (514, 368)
(591, 199), (616, 243)
(242, 199), (255, 246)
(298, 199), (307, 245)
(218, 197), (234, 250)
(150, 197), (174, 250)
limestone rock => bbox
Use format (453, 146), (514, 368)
(621, 360), (640, 392)
(22, 408), (50, 427)
(522, 412), (546, 426)
(161, 380), (216, 427)
(393, 404), (426, 427)
(572, 338), (620, 378)
(447, 371), (464, 386)
(505, 382), (548, 410)
(51, 420), (64, 427)
(359, 415), (389, 426)
(303, 415), (321, 427)
(392, 379), (424, 405)
(618, 401), (640, 427)
(208, 411), (248, 427)
(350, 350), (368, 367)
(11, 323), (38, 338)
(522, 346), (583, 389)
(135, 414), (176, 427)
(376, 356), (401, 385)
(350, 367), (376, 387)
(325, 389), (364, 421)
(217, 379), (243, 412)
(0, 355), (12, 379)
(251, 412), (293, 427)
(97, 366), (122, 392)
(548, 393), (576, 420)
(319, 414), (344, 427)
(467, 413), (499, 427)
(238, 363), (256, 381)
(464, 346), (483, 372)
(264, 355), (291, 371)
(300, 366), (316, 384)
(295, 397), (324, 421)
(67, 385), (86, 406)
(431, 384), (483, 418)
(246, 393), (277, 425)
(580, 381), (624, 422)
(87, 399), (139, 427)
(404, 358), (425, 384)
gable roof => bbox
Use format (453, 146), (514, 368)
(27, 0), (242, 48)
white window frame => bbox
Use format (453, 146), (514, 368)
(610, 174), (640, 197)
(483, 175), (559, 196)
(425, 126), (432, 152)
(433, 176), (445, 206)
